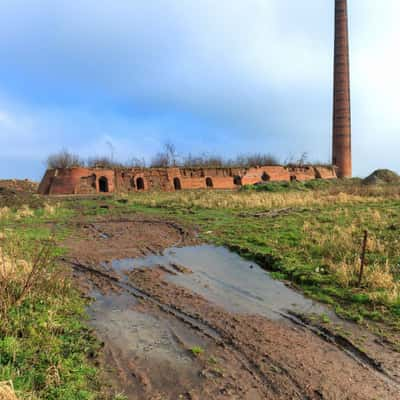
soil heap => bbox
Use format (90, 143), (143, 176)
(363, 169), (400, 185)
(0, 179), (41, 209)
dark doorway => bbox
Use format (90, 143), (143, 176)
(233, 176), (242, 186)
(91, 174), (97, 190)
(261, 172), (270, 182)
(206, 177), (213, 188)
(173, 177), (182, 190)
(290, 176), (297, 182)
(99, 177), (109, 193)
(136, 177), (145, 190)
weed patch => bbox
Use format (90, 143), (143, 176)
(0, 214), (102, 399)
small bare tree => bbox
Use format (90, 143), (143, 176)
(182, 153), (224, 168)
(150, 141), (179, 167)
(164, 141), (179, 166)
(150, 152), (170, 168)
(285, 152), (309, 167)
(126, 157), (146, 168)
(87, 156), (123, 168)
(298, 152), (309, 166)
(46, 149), (84, 169)
(234, 153), (280, 167)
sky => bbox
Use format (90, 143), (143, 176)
(0, 0), (399, 180)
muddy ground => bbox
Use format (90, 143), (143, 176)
(63, 216), (400, 400)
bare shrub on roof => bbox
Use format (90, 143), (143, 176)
(234, 153), (280, 167)
(182, 153), (279, 168)
(150, 152), (170, 168)
(126, 157), (147, 168)
(182, 153), (224, 168)
(87, 156), (124, 168)
(46, 149), (84, 169)
(150, 141), (180, 167)
(285, 152), (310, 168)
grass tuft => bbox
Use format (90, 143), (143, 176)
(0, 381), (18, 400)
(190, 346), (204, 357)
(0, 211), (101, 399)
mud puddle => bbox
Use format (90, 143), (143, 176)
(89, 292), (200, 365)
(88, 290), (211, 398)
(109, 246), (400, 389)
(113, 244), (331, 321)
(87, 245), (336, 398)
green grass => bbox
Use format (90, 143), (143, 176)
(0, 210), (104, 400)
(190, 346), (204, 357)
(0, 289), (100, 399)
(68, 194), (399, 331)
(241, 178), (365, 193)
(2, 183), (399, 398)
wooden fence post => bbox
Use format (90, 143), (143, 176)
(358, 230), (368, 287)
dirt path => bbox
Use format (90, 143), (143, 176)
(63, 217), (400, 400)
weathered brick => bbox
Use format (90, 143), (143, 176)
(38, 165), (337, 195)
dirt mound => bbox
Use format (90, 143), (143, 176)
(363, 169), (400, 185)
(0, 180), (43, 209)
(0, 179), (38, 193)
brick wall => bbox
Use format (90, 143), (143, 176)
(288, 167), (316, 182)
(38, 165), (337, 195)
(314, 166), (337, 179)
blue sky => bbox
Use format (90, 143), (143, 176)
(0, 0), (399, 180)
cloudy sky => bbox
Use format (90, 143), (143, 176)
(0, 0), (399, 180)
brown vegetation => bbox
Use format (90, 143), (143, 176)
(46, 149), (84, 169)
(46, 148), (325, 170)
(128, 187), (394, 210)
(0, 381), (18, 400)
(0, 233), (57, 320)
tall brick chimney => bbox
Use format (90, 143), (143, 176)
(332, 0), (352, 178)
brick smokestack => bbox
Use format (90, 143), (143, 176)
(332, 0), (352, 178)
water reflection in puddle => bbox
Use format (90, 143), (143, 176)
(87, 245), (333, 397)
(89, 292), (195, 365)
(113, 245), (329, 320)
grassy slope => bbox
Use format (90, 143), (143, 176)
(0, 208), (105, 400)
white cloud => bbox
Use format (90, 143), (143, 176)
(0, 0), (398, 178)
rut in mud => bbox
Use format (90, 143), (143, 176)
(63, 217), (400, 400)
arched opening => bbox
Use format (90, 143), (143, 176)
(99, 177), (109, 193)
(206, 177), (213, 188)
(233, 176), (242, 186)
(91, 174), (97, 189)
(173, 177), (182, 190)
(261, 172), (270, 182)
(136, 177), (145, 191)
(315, 170), (322, 179)
(290, 176), (297, 182)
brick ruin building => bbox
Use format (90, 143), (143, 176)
(38, 165), (336, 195)
(38, 1), (350, 195)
